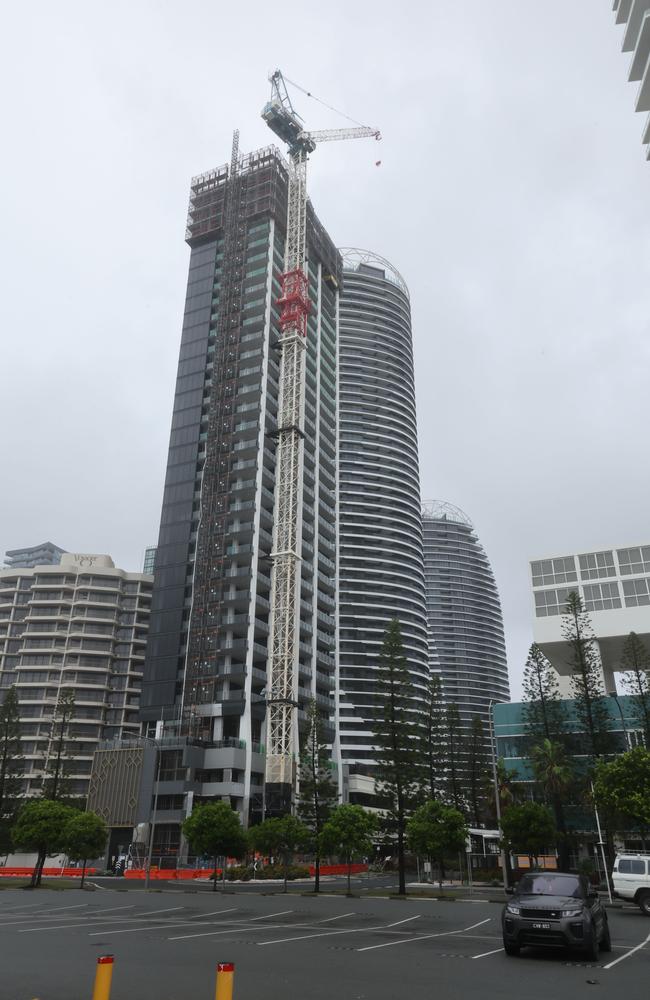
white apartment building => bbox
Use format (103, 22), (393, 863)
(530, 544), (650, 695)
(0, 553), (152, 799)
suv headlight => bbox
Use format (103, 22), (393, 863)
(506, 904), (521, 915)
(561, 907), (583, 918)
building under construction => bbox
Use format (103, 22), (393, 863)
(138, 142), (339, 838)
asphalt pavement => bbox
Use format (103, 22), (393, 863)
(0, 884), (648, 999)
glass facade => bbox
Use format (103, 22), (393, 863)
(141, 145), (339, 824)
(336, 251), (429, 773)
(531, 545), (650, 615)
(422, 502), (510, 747)
(4, 542), (66, 569)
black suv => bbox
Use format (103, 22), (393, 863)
(502, 872), (611, 960)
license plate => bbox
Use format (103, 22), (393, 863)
(532, 922), (551, 930)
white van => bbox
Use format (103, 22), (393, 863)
(612, 854), (650, 914)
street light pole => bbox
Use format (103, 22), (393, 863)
(144, 740), (162, 891)
(590, 780), (613, 904)
(489, 700), (509, 891)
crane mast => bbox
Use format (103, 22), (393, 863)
(261, 70), (379, 815)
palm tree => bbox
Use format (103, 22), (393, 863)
(496, 759), (519, 813)
(531, 738), (572, 870)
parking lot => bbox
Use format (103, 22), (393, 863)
(1, 886), (649, 999)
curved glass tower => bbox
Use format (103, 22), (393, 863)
(336, 249), (429, 794)
(421, 501), (510, 737)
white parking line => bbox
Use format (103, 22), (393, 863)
(357, 917), (492, 953)
(169, 923), (272, 942)
(471, 947), (504, 959)
(603, 929), (650, 970)
(251, 910), (293, 921)
(89, 920), (209, 937)
(316, 912), (355, 923)
(19, 919), (131, 933)
(257, 914), (420, 947)
(188, 908), (238, 919)
(85, 905), (136, 915)
(138, 906), (185, 916)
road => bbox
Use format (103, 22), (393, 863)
(0, 885), (648, 999)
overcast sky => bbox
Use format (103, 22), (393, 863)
(2, 1), (648, 698)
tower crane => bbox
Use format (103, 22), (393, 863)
(261, 70), (380, 815)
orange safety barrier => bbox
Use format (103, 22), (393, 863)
(124, 868), (222, 880)
(122, 863), (367, 879)
(309, 863), (368, 876)
(0, 867), (97, 878)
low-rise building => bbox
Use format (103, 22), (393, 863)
(530, 544), (650, 695)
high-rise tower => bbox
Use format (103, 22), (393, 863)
(422, 501), (509, 741)
(336, 250), (429, 802)
(141, 143), (338, 826)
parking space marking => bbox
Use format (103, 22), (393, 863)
(251, 910), (293, 920)
(316, 912), (355, 923)
(257, 914), (420, 948)
(357, 917), (492, 953)
(471, 947), (504, 959)
(170, 923), (281, 942)
(138, 906), (185, 916)
(603, 929), (650, 970)
(85, 905), (136, 915)
(89, 920), (210, 937)
(188, 908), (238, 919)
(19, 919), (132, 933)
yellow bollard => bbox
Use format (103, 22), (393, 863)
(92, 955), (114, 1000)
(215, 961), (234, 1000)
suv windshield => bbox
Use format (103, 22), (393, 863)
(517, 874), (583, 898)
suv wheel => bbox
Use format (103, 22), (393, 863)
(600, 919), (612, 953)
(639, 892), (650, 916)
(503, 939), (520, 956)
(584, 930), (599, 963)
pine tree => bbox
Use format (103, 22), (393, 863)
(373, 619), (420, 895)
(620, 632), (650, 747)
(43, 690), (76, 801)
(297, 700), (338, 892)
(521, 642), (572, 868)
(445, 703), (464, 811)
(0, 686), (22, 849)
(521, 643), (568, 744)
(416, 674), (446, 802)
(562, 592), (615, 760)
(466, 716), (491, 827)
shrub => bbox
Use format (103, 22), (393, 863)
(223, 863), (310, 881)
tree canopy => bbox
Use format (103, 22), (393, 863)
(500, 802), (556, 867)
(594, 747), (650, 832)
(182, 802), (247, 891)
(407, 799), (468, 881)
(63, 811), (107, 887)
(12, 799), (75, 887)
(248, 815), (310, 892)
(320, 804), (376, 893)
